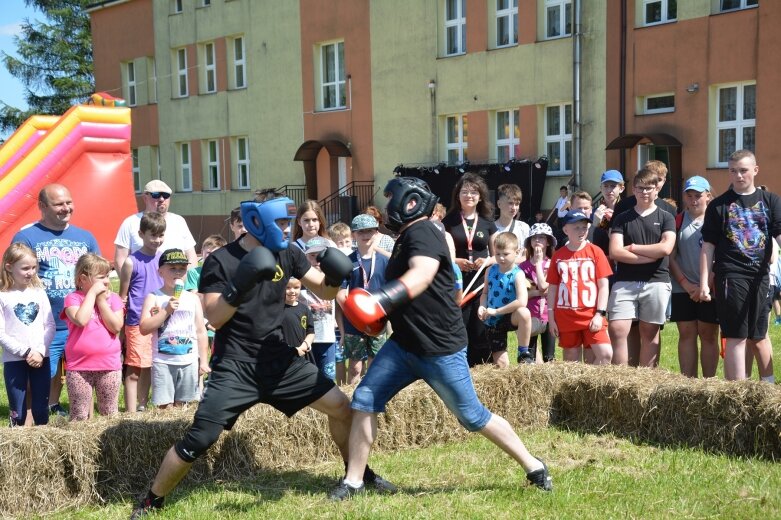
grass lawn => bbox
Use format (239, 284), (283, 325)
(2, 324), (780, 518)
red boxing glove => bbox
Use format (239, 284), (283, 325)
(342, 280), (411, 337)
(343, 288), (388, 336)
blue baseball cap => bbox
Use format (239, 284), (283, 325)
(351, 214), (379, 231)
(561, 210), (591, 226)
(305, 237), (329, 254)
(600, 170), (624, 184)
(684, 176), (711, 193)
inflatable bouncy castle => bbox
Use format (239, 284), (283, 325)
(0, 93), (138, 256)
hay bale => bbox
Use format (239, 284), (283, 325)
(644, 378), (781, 458)
(0, 425), (100, 516)
(550, 364), (682, 437)
(2, 362), (781, 517)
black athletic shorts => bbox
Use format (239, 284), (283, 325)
(669, 292), (718, 324)
(715, 276), (771, 340)
(485, 315), (515, 353)
(193, 352), (335, 429)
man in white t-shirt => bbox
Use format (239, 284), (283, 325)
(114, 180), (197, 271)
(494, 184), (530, 260)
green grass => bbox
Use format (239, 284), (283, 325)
(3, 324), (781, 518)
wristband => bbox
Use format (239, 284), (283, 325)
(23, 348), (31, 358)
(596, 309), (607, 317)
(677, 276), (686, 284)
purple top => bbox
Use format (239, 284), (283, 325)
(126, 250), (162, 325)
(520, 259), (550, 322)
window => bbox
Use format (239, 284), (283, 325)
(231, 36), (246, 89)
(206, 140), (220, 190)
(715, 82), (755, 165)
(446, 114), (468, 164)
(641, 93), (675, 114)
(235, 137), (250, 189)
(643, 0), (676, 25)
(203, 42), (216, 94)
(445, 0), (466, 56)
(179, 142), (192, 192)
(545, 0), (572, 39)
(131, 148), (140, 192)
(496, 109), (520, 162)
(125, 61), (137, 106)
(320, 41), (346, 110)
(721, 0), (758, 11)
(201, 0), (211, 6)
(175, 48), (188, 97)
(171, 0), (182, 14)
(545, 103), (572, 174)
(496, 0), (518, 47)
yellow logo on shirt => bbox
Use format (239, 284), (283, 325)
(300, 315), (307, 329)
(477, 231), (485, 238)
(273, 265), (284, 282)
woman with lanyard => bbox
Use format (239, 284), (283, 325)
(443, 173), (497, 366)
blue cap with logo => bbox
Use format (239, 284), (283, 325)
(351, 214), (379, 231)
(683, 176), (710, 193)
(305, 236), (329, 254)
(600, 170), (624, 184)
(561, 210), (591, 226)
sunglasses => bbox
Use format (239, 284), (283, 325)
(147, 192), (171, 200)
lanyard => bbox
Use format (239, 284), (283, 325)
(461, 212), (478, 261)
(358, 253), (376, 289)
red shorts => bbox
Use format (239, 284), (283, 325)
(124, 325), (152, 368)
(558, 324), (609, 349)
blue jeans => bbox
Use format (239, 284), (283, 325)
(351, 340), (492, 432)
(4, 359), (50, 426)
(311, 341), (336, 381)
(49, 329), (68, 378)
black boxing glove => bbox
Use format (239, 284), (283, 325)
(316, 247), (353, 287)
(221, 246), (277, 306)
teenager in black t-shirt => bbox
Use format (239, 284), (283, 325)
(330, 177), (552, 500)
(131, 193), (395, 517)
(442, 173), (497, 366)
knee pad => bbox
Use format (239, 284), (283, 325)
(175, 419), (224, 463)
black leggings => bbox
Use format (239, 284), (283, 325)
(528, 327), (556, 362)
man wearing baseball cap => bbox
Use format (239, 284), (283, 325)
(113, 180), (197, 272)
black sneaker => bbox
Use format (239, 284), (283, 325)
(328, 479), (365, 501)
(366, 474), (398, 495)
(518, 351), (536, 364)
(526, 461), (553, 491)
(129, 495), (164, 519)
(49, 403), (68, 417)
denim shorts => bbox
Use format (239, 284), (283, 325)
(350, 339), (492, 432)
(49, 329), (68, 378)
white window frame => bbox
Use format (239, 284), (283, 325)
(642, 0), (677, 26)
(175, 48), (188, 98)
(444, 0), (466, 56)
(496, 0), (518, 48)
(544, 103), (572, 175)
(235, 137), (250, 190)
(320, 41), (346, 111)
(206, 139), (221, 191)
(232, 36), (246, 89)
(714, 81), (756, 166)
(720, 0), (758, 12)
(545, 0), (572, 39)
(126, 61), (137, 107)
(203, 42), (216, 94)
(641, 93), (675, 114)
(171, 0), (182, 14)
(446, 114), (468, 164)
(496, 109), (520, 162)
(131, 148), (140, 193)
(179, 142), (192, 192)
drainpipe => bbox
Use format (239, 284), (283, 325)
(619, 0), (627, 176)
(573, 0), (582, 190)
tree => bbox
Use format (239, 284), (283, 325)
(0, 0), (93, 133)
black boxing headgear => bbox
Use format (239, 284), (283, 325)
(383, 177), (439, 233)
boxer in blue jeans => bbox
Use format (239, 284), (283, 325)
(331, 177), (552, 500)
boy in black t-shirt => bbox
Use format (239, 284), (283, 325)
(330, 177), (552, 500)
(282, 277), (315, 363)
(608, 168), (676, 368)
(700, 150), (781, 382)
(131, 192), (395, 517)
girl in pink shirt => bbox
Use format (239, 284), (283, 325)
(62, 254), (124, 421)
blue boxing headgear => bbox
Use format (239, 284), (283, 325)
(384, 177), (439, 233)
(240, 197), (297, 251)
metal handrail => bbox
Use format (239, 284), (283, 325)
(277, 184), (308, 207)
(319, 181), (376, 225)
